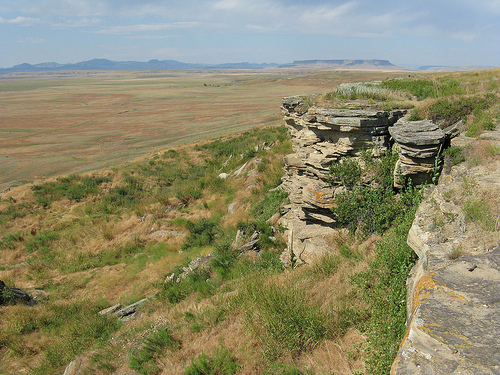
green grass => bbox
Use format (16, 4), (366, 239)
(352, 207), (421, 374)
(25, 301), (121, 375)
(129, 325), (180, 375)
(31, 175), (110, 207)
(184, 345), (240, 375)
(243, 277), (331, 360)
(381, 77), (465, 100)
(463, 196), (496, 231)
(444, 146), (466, 165)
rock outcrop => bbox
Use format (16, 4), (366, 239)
(279, 96), (406, 257)
(390, 119), (462, 188)
(392, 135), (500, 374)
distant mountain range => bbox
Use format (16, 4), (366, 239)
(0, 59), (403, 74)
(0, 59), (495, 74)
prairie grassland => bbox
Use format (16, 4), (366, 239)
(1, 68), (498, 375)
(0, 69), (408, 192)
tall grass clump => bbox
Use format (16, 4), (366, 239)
(327, 82), (401, 101)
(184, 345), (240, 375)
(463, 196), (496, 231)
(161, 261), (215, 304)
(129, 326), (179, 375)
(243, 278), (330, 360)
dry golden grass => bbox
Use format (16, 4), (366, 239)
(0, 69), (410, 192)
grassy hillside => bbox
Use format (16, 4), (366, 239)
(1, 68), (499, 375)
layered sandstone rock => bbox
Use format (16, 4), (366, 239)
(279, 96), (406, 258)
(390, 119), (462, 188)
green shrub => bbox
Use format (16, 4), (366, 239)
(181, 218), (220, 250)
(329, 149), (417, 236)
(332, 187), (398, 234)
(329, 158), (361, 186)
(184, 345), (239, 375)
(428, 94), (496, 129)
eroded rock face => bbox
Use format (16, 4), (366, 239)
(390, 119), (463, 188)
(280, 96), (406, 257)
(392, 136), (500, 374)
(390, 120), (446, 187)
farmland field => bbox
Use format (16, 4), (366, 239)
(0, 69), (406, 191)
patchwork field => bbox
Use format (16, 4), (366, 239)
(0, 69), (407, 191)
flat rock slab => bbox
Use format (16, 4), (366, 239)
(390, 120), (446, 146)
(480, 130), (500, 141)
(392, 246), (500, 374)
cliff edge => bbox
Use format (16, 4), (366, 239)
(392, 132), (500, 374)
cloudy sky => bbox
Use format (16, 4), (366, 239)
(0, 0), (499, 68)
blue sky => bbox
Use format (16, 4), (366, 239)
(0, 0), (499, 68)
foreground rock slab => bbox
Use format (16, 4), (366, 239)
(393, 247), (500, 374)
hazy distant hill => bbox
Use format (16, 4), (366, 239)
(418, 65), (496, 71)
(279, 59), (403, 70)
(0, 59), (277, 74)
(0, 59), (407, 74)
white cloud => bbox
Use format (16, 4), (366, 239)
(51, 17), (102, 28)
(0, 15), (39, 24)
(95, 22), (200, 35)
(18, 37), (47, 43)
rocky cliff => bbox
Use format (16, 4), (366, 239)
(279, 96), (406, 259)
(392, 132), (500, 374)
(279, 97), (500, 373)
